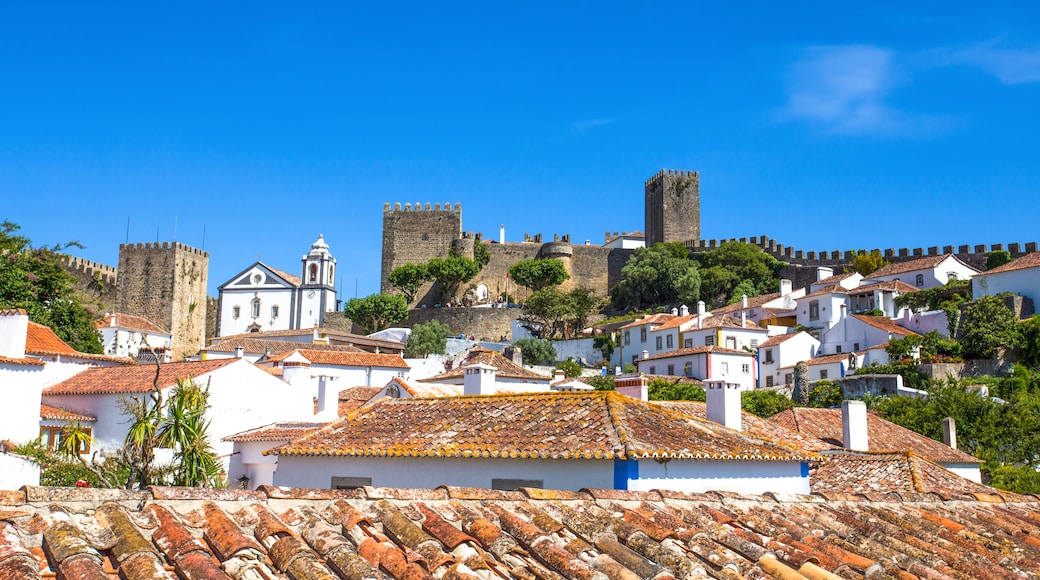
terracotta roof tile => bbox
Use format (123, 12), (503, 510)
(758, 332), (805, 349)
(214, 328), (405, 352)
(95, 312), (169, 334)
(222, 421), (326, 442)
(866, 254), (955, 278)
(657, 400), (828, 452)
(43, 359), (238, 395)
(851, 314), (920, 337)
(24, 321), (77, 355)
(271, 391), (816, 462)
(425, 349), (549, 382)
(655, 313), (761, 331)
(806, 352), (855, 366)
(801, 284), (849, 299)
(811, 452), (1007, 497)
(39, 404), (96, 422)
(769, 407), (982, 464)
(711, 291), (786, 313)
(0, 354), (44, 366)
(847, 279), (921, 294)
(983, 251), (1040, 275)
(206, 337), (365, 355)
(264, 263), (302, 286)
(815, 271), (859, 285)
(619, 313), (676, 330)
(640, 345), (754, 362)
(268, 348), (409, 369)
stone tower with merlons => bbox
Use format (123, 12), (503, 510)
(644, 169), (700, 247)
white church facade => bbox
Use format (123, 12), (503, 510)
(216, 235), (339, 337)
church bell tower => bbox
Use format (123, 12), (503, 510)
(298, 234), (337, 328)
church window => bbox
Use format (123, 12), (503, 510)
(309, 263), (318, 283)
(251, 298), (261, 318)
(271, 305), (279, 318)
(329, 265), (334, 283)
(232, 306), (240, 319)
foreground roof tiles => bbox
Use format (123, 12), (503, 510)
(39, 404), (96, 422)
(272, 391), (816, 461)
(425, 349), (549, 382)
(43, 359), (238, 395)
(1, 484), (1039, 579)
(269, 348), (410, 369)
(24, 321), (77, 355)
(983, 251), (1040, 275)
(811, 451), (1008, 497)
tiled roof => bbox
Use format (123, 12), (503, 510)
(268, 348), (409, 369)
(265, 263), (302, 286)
(846, 279), (920, 294)
(205, 337), (365, 356)
(272, 391), (816, 461)
(814, 271), (859, 285)
(811, 451), (1006, 496)
(983, 251), (1040, 275)
(711, 291), (785, 314)
(769, 407), (982, 464)
(640, 345), (753, 363)
(3, 485), (1040, 579)
(805, 352), (854, 366)
(851, 314), (919, 337)
(43, 359), (238, 395)
(425, 349), (549, 382)
(39, 404), (96, 422)
(0, 308), (27, 316)
(337, 386), (383, 415)
(0, 354), (44, 367)
(758, 332), (805, 349)
(656, 313), (761, 331)
(800, 284), (848, 299)
(619, 313), (676, 329)
(657, 401), (827, 453)
(95, 312), (169, 334)
(215, 328), (405, 352)
(866, 253), (958, 278)
(222, 421), (326, 442)
(24, 321), (77, 355)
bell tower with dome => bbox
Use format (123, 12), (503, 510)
(297, 234), (338, 329)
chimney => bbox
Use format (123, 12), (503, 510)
(314, 376), (339, 421)
(697, 301), (706, 329)
(840, 304), (847, 320)
(614, 374), (648, 401)
(235, 346), (245, 359)
(780, 279), (793, 296)
(554, 369), (565, 382)
(671, 307), (678, 316)
(504, 346), (523, 366)
(816, 266), (833, 281)
(642, 350), (649, 359)
(942, 417), (957, 449)
(281, 360), (312, 388)
(109, 313), (117, 327)
(741, 295), (748, 327)
(842, 400), (869, 451)
(500, 224), (505, 244)
(705, 380), (742, 431)
(463, 363), (496, 396)
(0, 309), (29, 359)
(679, 304), (689, 317)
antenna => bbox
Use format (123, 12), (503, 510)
(125, 217), (131, 244)
(156, 227), (159, 242)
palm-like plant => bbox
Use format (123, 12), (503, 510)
(157, 377), (222, 487)
(57, 420), (94, 458)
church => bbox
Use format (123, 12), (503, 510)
(216, 235), (339, 337)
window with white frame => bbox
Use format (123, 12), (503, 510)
(725, 336), (737, 349)
(766, 375), (774, 388)
(750, 339), (758, 349)
(809, 301), (820, 321)
(640, 327), (647, 343)
(271, 305), (279, 318)
(742, 364), (750, 374)
(685, 338), (693, 348)
(251, 298), (261, 318)
(721, 362), (729, 375)
(764, 349), (774, 363)
(624, 331), (630, 345)
(232, 305), (241, 319)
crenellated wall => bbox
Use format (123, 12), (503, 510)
(380, 202), (462, 295)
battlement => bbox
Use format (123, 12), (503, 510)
(384, 202), (462, 214)
(685, 235), (1039, 267)
(645, 169), (699, 186)
(118, 241), (208, 257)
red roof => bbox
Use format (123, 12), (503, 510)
(268, 348), (409, 369)
(40, 404), (96, 422)
(25, 321), (77, 355)
(851, 314), (919, 337)
(847, 279), (921, 294)
(758, 332), (809, 349)
(95, 313), (169, 334)
(811, 451), (998, 496)
(640, 345), (754, 363)
(265, 264), (302, 287)
(866, 254), (978, 278)
(0, 354), (44, 367)
(619, 313), (676, 330)
(43, 359), (239, 395)
(222, 421), (326, 442)
(425, 349), (549, 382)
(983, 251), (1040, 275)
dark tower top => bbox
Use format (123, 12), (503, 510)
(644, 169), (701, 247)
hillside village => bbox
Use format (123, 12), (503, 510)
(3, 170), (1040, 577)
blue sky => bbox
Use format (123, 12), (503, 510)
(3, 2), (1039, 300)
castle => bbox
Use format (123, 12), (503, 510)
(382, 169), (1039, 308)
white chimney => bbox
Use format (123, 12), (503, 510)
(0, 309), (29, 359)
(671, 307), (678, 316)
(697, 301), (706, 329)
(642, 350), (649, 359)
(679, 304), (689, 317)
(741, 295), (748, 327)
(314, 376), (339, 421)
(780, 279), (793, 296)
(842, 400), (869, 451)
(614, 374), (648, 401)
(816, 267), (833, 281)
(705, 380), (742, 431)
(942, 417), (957, 449)
(463, 363), (497, 396)
(235, 346), (245, 358)
(281, 361), (312, 387)
(554, 369), (565, 382)
(500, 224), (505, 244)
(109, 314), (117, 327)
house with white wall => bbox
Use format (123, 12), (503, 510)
(618, 312), (677, 366)
(757, 331), (819, 389)
(42, 358), (316, 474)
(710, 280), (805, 327)
(972, 252), (1040, 309)
(223, 421), (326, 489)
(810, 268), (863, 293)
(820, 313), (920, 356)
(863, 254), (979, 290)
(845, 280), (918, 317)
(423, 347), (551, 388)
(258, 348), (410, 389)
(95, 313), (172, 360)
(795, 286), (849, 336)
(635, 346), (757, 390)
(267, 390), (817, 493)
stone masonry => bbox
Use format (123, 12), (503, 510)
(645, 169), (700, 246)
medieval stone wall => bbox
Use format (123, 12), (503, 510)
(59, 255), (118, 314)
(116, 242), (208, 359)
(380, 202), (462, 294)
(645, 169), (700, 246)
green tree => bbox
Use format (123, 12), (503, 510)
(960, 295), (1021, 359)
(512, 337), (556, 365)
(807, 380), (843, 408)
(554, 359), (582, 378)
(509, 258), (569, 291)
(886, 334), (923, 360)
(1020, 315), (1040, 368)
(344, 294), (408, 335)
(847, 250), (889, 276)
(405, 320), (450, 357)
(427, 256), (480, 302)
(523, 287), (571, 338)
(388, 263), (430, 304)
(593, 334), (616, 363)
(695, 242), (785, 308)
(563, 287), (600, 335)
(741, 390), (794, 418)
(727, 280), (758, 305)
(611, 242), (701, 309)
(585, 375), (615, 391)
(0, 221), (103, 353)
(986, 250), (1012, 270)
(647, 378), (705, 401)
(158, 379), (222, 487)
(473, 242), (491, 268)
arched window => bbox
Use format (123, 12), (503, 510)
(251, 298), (261, 318)
(328, 265), (334, 284)
(915, 274), (924, 287)
(309, 263), (318, 283)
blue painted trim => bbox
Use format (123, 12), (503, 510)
(800, 461), (810, 477)
(613, 459), (638, 490)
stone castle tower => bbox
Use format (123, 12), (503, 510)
(644, 169), (700, 246)
(116, 242), (209, 359)
(380, 202), (462, 293)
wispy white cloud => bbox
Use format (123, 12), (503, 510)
(571, 118), (614, 132)
(950, 41), (1040, 84)
(783, 45), (904, 135)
